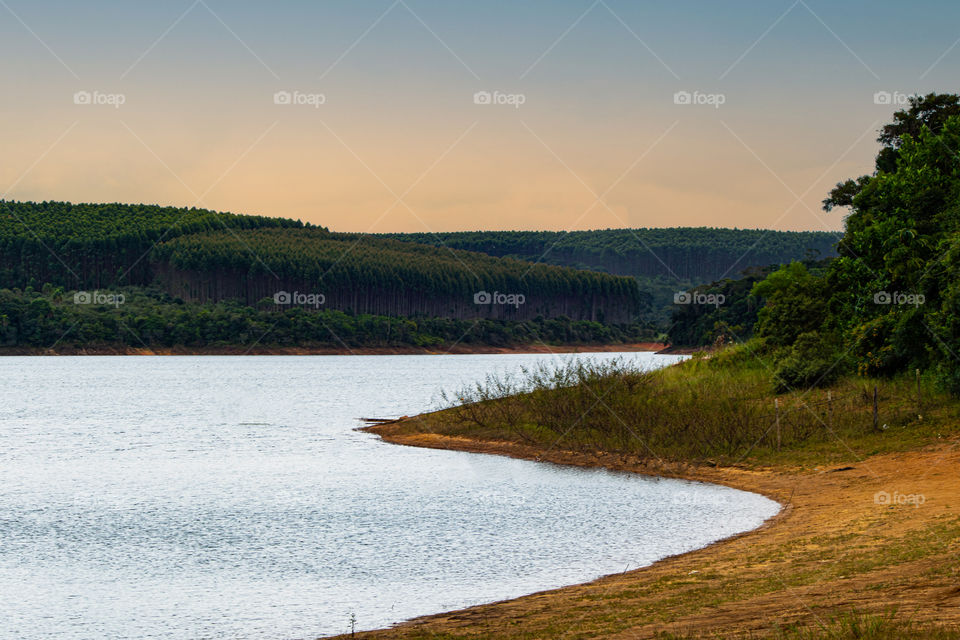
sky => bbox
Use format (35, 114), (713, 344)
(1, 0), (958, 233)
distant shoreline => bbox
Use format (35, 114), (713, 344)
(0, 342), (668, 356)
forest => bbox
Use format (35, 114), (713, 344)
(0, 193), (842, 351)
(151, 228), (641, 323)
(0, 202), (641, 325)
(383, 227), (838, 282)
(0, 201), (302, 289)
(385, 227), (839, 326)
(696, 93), (960, 394)
(0, 285), (652, 351)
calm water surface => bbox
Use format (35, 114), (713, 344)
(0, 353), (779, 639)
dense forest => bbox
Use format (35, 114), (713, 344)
(152, 228), (641, 323)
(716, 93), (960, 394)
(0, 202), (641, 325)
(383, 228), (839, 282)
(0, 201), (302, 289)
(665, 266), (773, 347)
(665, 259), (834, 347)
(385, 227), (839, 327)
(0, 197), (843, 350)
(0, 285), (652, 350)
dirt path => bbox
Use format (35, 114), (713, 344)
(341, 425), (960, 639)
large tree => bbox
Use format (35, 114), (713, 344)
(754, 93), (960, 393)
(823, 93), (960, 210)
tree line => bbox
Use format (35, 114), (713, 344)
(381, 227), (839, 283)
(0, 200), (302, 289)
(0, 285), (655, 350)
(152, 229), (642, 323)
(685, 93), (960, 395)
(0, 202), (642, 325)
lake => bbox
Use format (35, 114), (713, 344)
(0, 353), (779, 639)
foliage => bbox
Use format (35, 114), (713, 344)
(0, 201), (644, 327)
(153, 228), (642, 310)
(385, 228), (839, 332)
(0, 200), (303, 289)
(667, 265), (774, 346)
(747, 95), (960, 394)
(826, 112), (960, 389)
(0, 201), (841, 342)
(824, 92), (960, 207)
(752, 261), (832, 348)
(0, 285), (655, 351)
(384, 227), (839, 284)
(772, 331), (845, 393)
(419, 341), (955, 465)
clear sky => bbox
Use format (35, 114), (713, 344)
(1, 0), (958, 233)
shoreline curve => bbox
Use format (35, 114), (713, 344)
(339, 418), (960, 638)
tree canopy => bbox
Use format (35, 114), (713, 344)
(750, 94), (960, 394)
(383, 227), (839, 283)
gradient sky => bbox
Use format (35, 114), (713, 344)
(1, 0), (958, 233)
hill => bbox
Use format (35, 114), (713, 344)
(151, 228), (640, 323)
(0, 202), (844, 351)
(0, 202), (644, 354)
(0, 201), (301, 289)
(381, 228), (839, 282)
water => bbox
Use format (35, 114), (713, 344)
(0, 353), (779, 639)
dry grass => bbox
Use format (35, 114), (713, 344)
(428, 346), (958, 468)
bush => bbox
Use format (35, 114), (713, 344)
(773, 331), (845, 393)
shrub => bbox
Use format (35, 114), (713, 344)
(773, 331), (846, 393)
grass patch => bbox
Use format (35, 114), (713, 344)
(408, 342), (960, 468)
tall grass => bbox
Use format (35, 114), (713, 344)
(431, 346), (957, 465)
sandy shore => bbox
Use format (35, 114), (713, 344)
(343, 420), (960, 638)
(0, 342), (666, 356)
